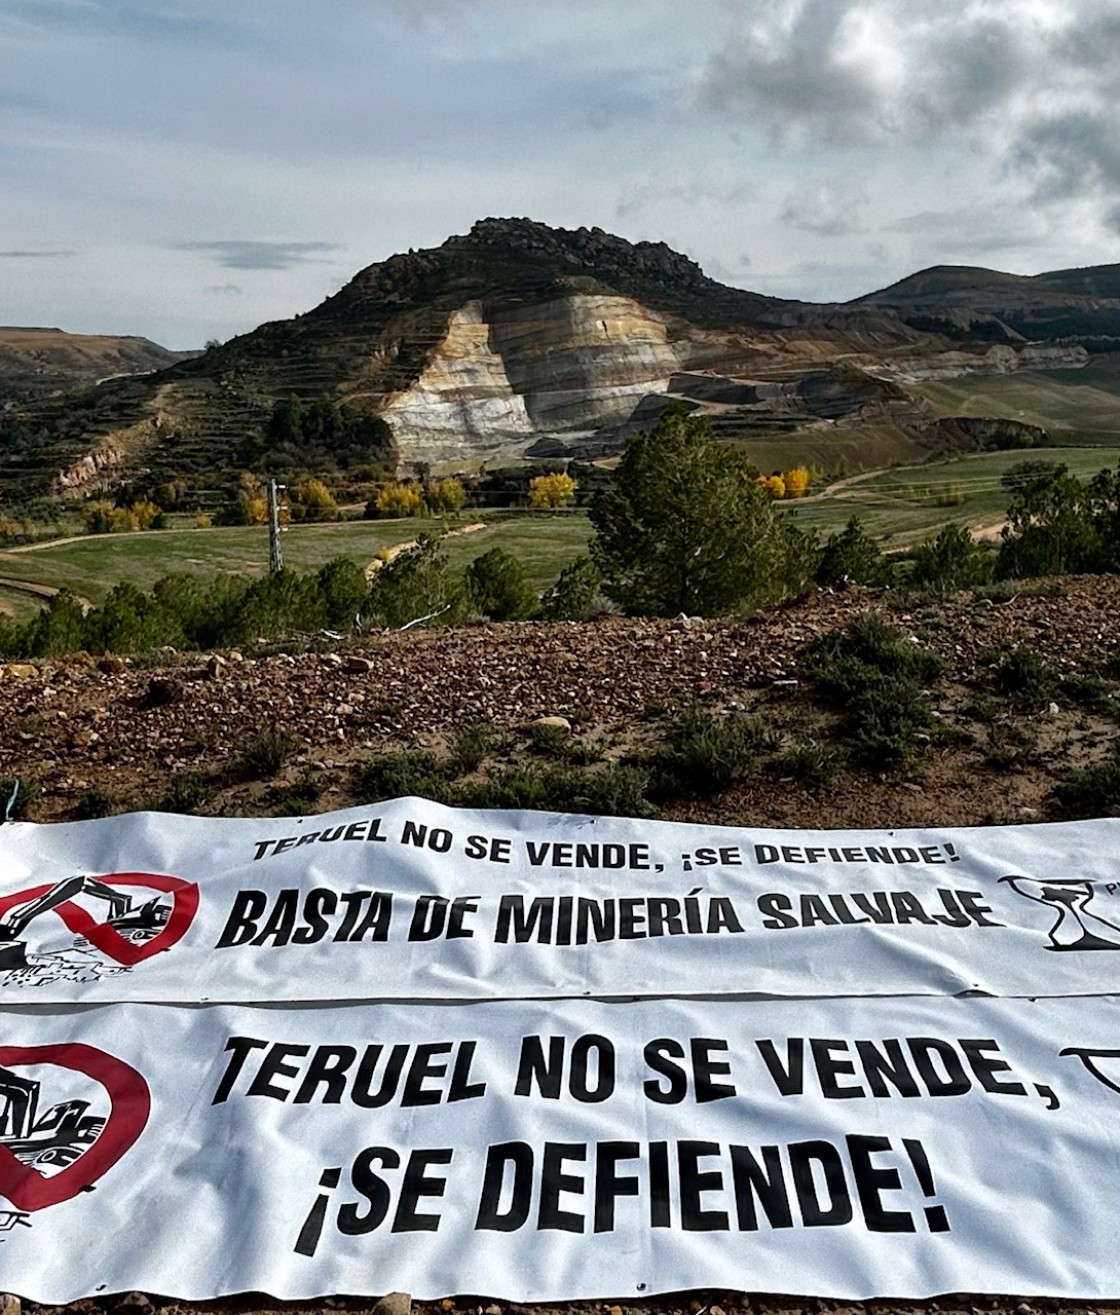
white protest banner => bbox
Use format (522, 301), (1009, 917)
(2, 993), (1120, 1303)
(4, 800), (1120, 1002)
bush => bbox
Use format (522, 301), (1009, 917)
(992, 645), (1057, 711)
(909, 525), (993, 592)
(459, 764), (655, 818)
(815, 517), (891, 588)
(241, 727), (300, 779)
(648, 707), (771, 797)
(465, 548), (538, 621)
(1053, 743), (1120, 818)
(358, 751), (452, 802)
(540, 556), (603, 621)
(368, 534), (457, 628)
(805, 616), (941, 767)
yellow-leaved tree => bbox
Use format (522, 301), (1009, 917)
(760, 474), (786, 500)
(529, 472), (578, 509)
(377, 481), (424, 517)
(425, 477), (466, 515)
(783, 466), (810, 498)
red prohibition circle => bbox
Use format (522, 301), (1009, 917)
(0, 1043), (151, 1212)
(0, 873), (199, 966)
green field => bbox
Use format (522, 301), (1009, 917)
(782, 444), (1120, 545)
(3, 440), (1120, 621)
(0, 513), (592, 622)
(915, 352), (1120, 442)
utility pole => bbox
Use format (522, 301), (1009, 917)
(267, 479), (284, 574)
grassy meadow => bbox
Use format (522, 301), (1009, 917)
(0, 512), (593, 622)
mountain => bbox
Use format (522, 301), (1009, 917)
(851, 263), (1120, 342)
(0, 221), (1101, 505)
(0, 327), (189, 408)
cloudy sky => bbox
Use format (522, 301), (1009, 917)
(3, 0), (1120, 348)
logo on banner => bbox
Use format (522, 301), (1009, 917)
(0, 873), (199, 988)
(0, 1044), (150, 1232)
(1059, 1046), (1120, 1094)
(1000, 875), (1120, 951)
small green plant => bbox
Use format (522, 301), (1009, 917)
(73, 787), (122, 820)
(768, 738), (843, 787)
(447, 723), (497, 775)
(992, 646), (1056, 711)
(1061, 673), (1120, 717)
(459, 763), (655, 818)
(804, 616), (941, 768)
(153, 771), (217, 814)
(648, 707), (771, 797)
(982, 723), (1038, 772)
(357, 751), (453, 802)
(241, 727), (300, 779)
(268, 769), (326, 816)
(1053, 743), (1120, 818)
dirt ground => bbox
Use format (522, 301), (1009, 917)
(6, 579), (1120, 1314)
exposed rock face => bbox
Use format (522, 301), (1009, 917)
(868, 342), (1088, 384)
(381, 295), (691, 461)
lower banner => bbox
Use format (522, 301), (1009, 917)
(3, 994), (1120, 1302)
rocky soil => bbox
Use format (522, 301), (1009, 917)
(3, 577), (1120, 827)
(6, 580), (1120, 1315)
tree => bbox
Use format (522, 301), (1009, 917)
(996, 464), (1101, 579)
(909, 524), (993, 591)
(784, 466), (811, 497)
(540, 555), (603, 620)
(292, 478), (339, 521)
(425, 477), (466, 516)
(368, 534), (456, 627)
(815, 516), (891, 588)
(529, 472), (578, 509)
(465, 548), (538, 620)
(376, 481), (424, 518)
(589, 408), (814, 616)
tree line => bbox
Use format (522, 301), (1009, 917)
(1, 410), (1116, 658)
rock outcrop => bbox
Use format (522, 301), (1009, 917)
(0, 220), (1112, 501)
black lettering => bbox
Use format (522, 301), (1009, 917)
(338, 1147), (398, 1234)
(846, 1134), (914, 1233)
(538, 1143), (586, 1232)
(789, 1140), (853, 1227)
(294, 1045), (356, 1104)
(216, 890), (268, 948)
(643, 1039), (688, 1104)
(678, 1140), (728, 1231)
(392, 1149), (452, 1232)
(593, 1141), (640, 1233)
(476, 1142), (533, 1231)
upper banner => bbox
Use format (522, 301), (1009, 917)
(4, 993), (1120, 1303)
(4, 799), (1120, 1002)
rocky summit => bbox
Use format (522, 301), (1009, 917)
(0, 219), (1107, 503)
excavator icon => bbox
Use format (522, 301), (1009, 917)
(0, 1065), (104, 1170)
(0, 876), (170, 972)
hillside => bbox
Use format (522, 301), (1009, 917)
(0, 326), (187, 406)
(852, 263), (1120, 342)
(0, 222), (1113, 506)
(3, 577), (1118, 832)
(0, 221), (1015, 505)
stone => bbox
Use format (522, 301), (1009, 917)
(529, 715), (571, 731)
(0, 1294), (20, 1315)
(372, 1293), (412, 1315)
(1, 664), (37, 680)
(112, 1294), (153, 1315)
(97, 655), (126, 674)
(346, 655), (375, 673)
(206, 654), (227, 680)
